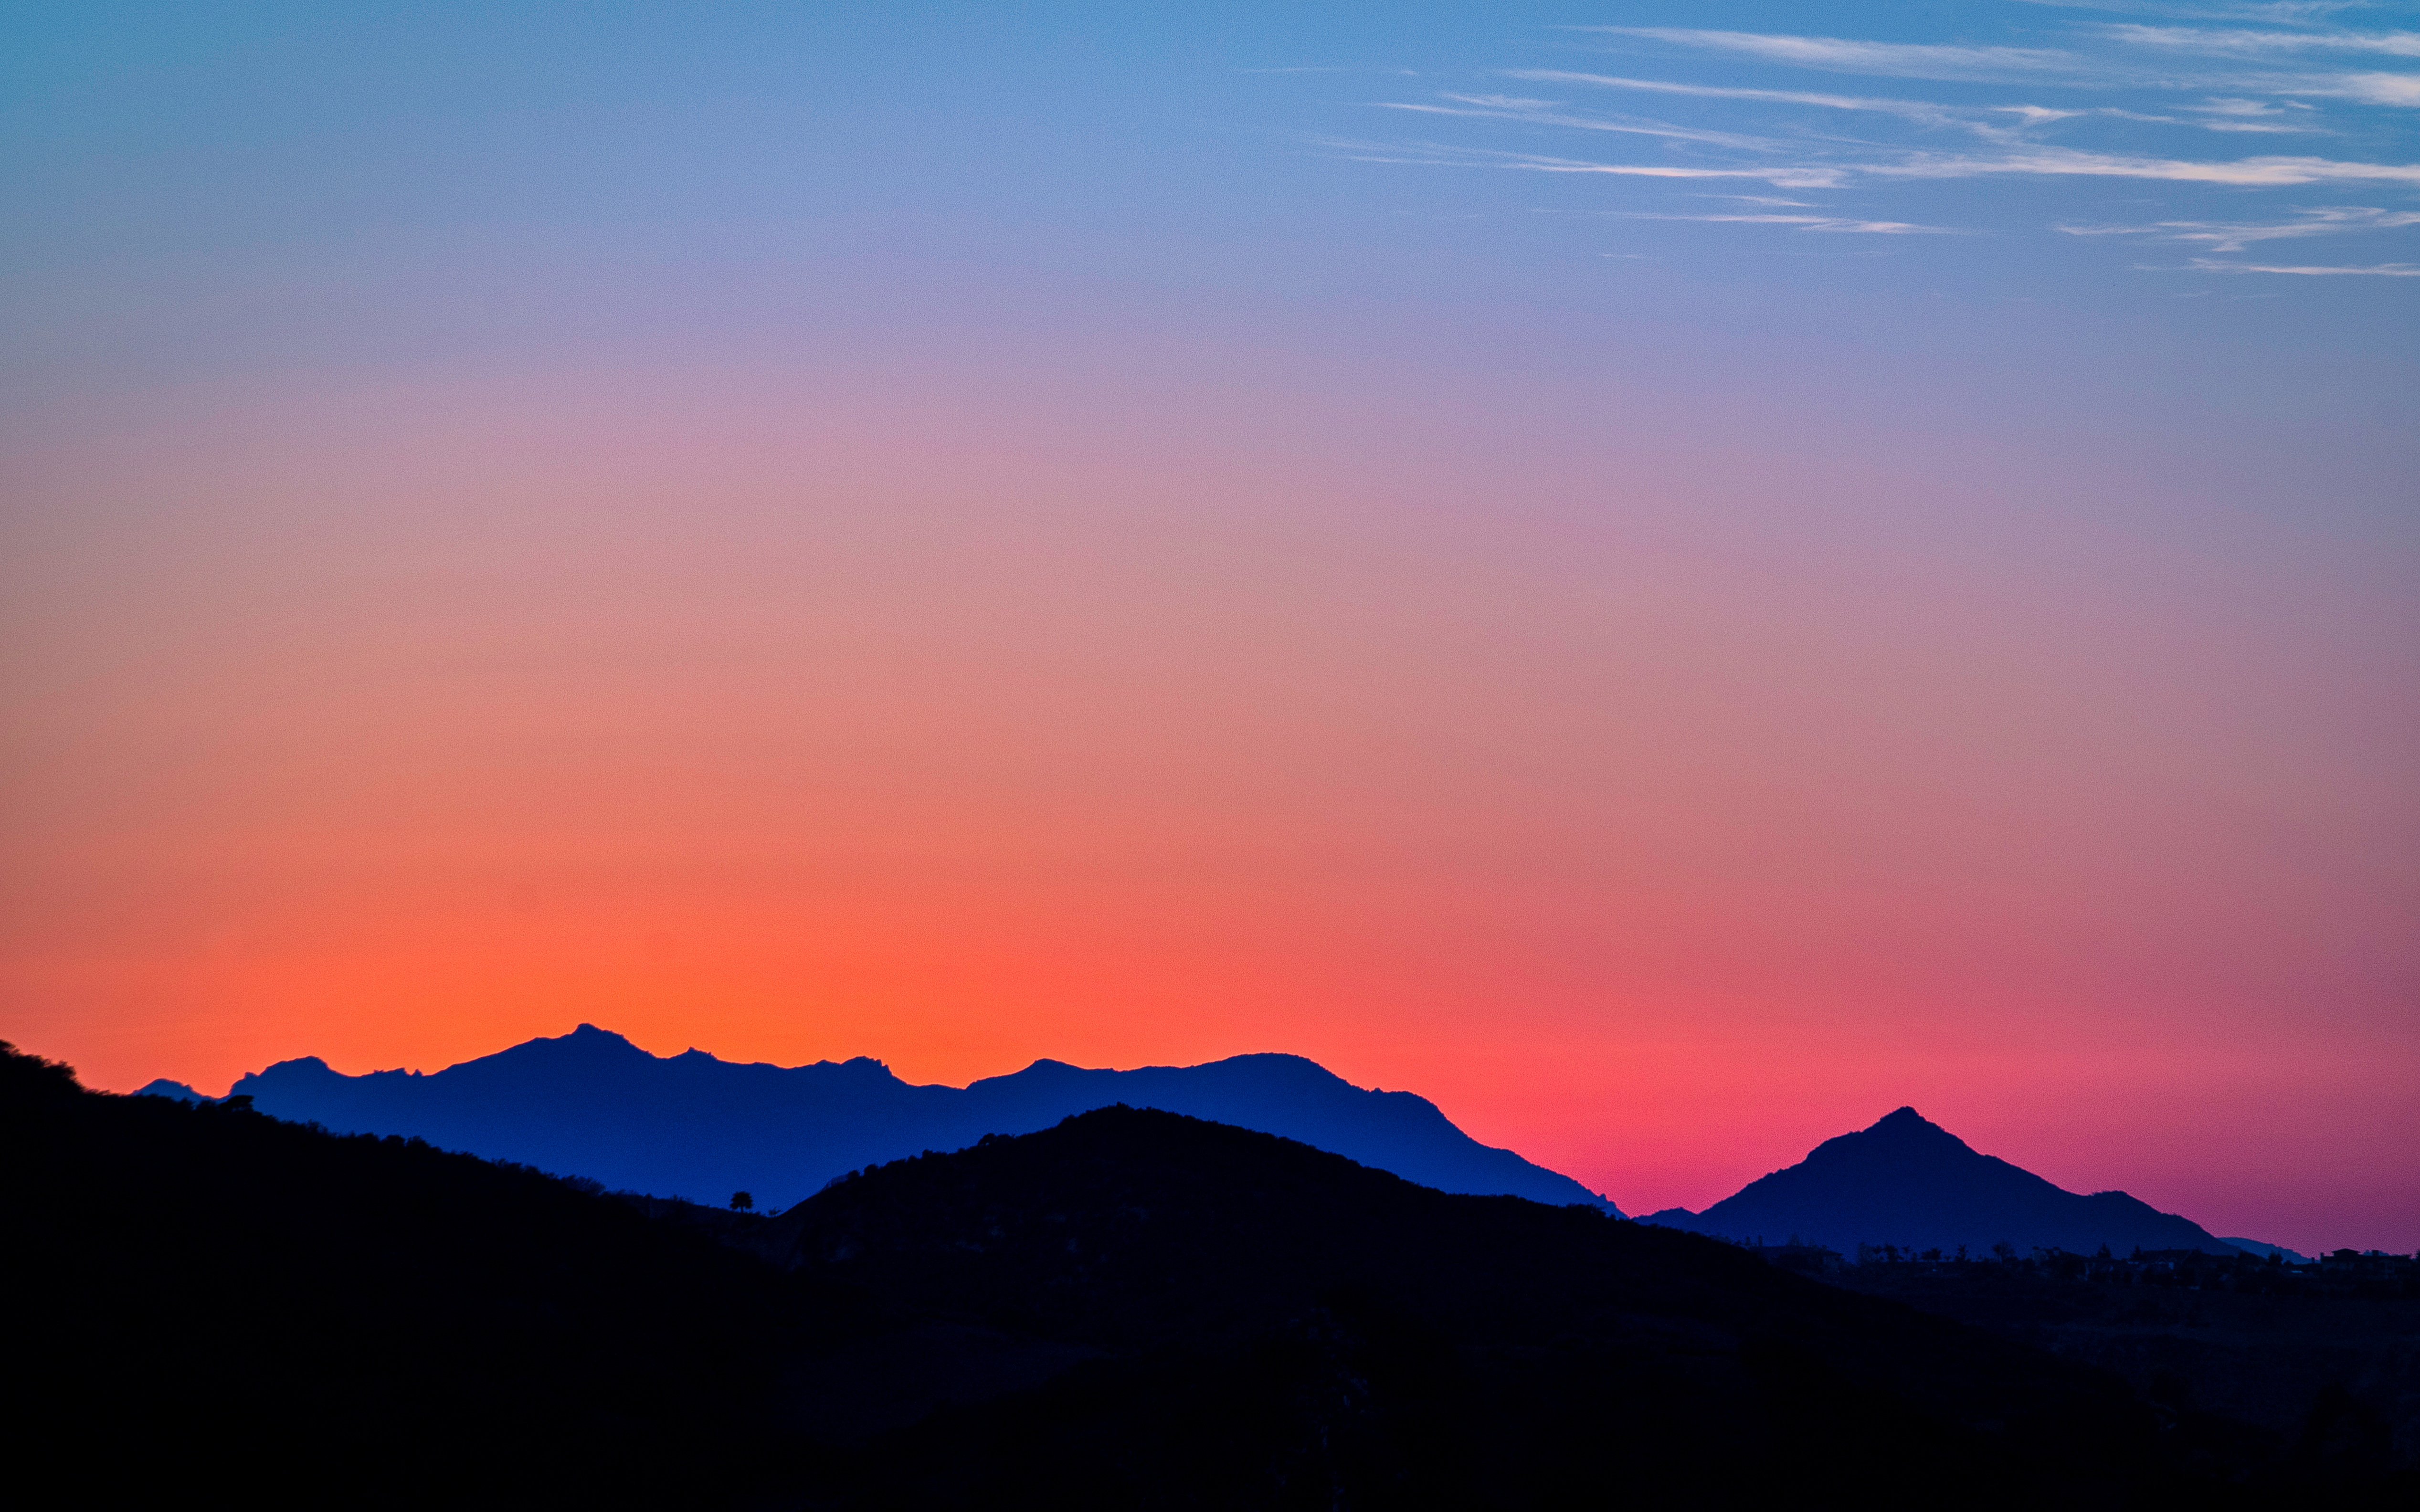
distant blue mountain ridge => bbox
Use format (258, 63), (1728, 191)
(1642, 1107), (2302, 1261)
(137, 1025), (1618, 1214)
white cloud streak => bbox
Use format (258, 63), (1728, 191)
(1870, 147), (2420, 184)
(1501, 153), (1847, 189)
(2060, 204), (2420, 248)
(1576, 23), (2420, 105)
(2185, 256), (2420, 271)
(1582, 28), (2082, 80)
(2013, 1), (2367, 17)
(1329, 9), (2420, 285)
(1615, 212), (1958, 233)
(1505, 69), (2331, 137)
(2298, 71), (2420, 104)
(1319, 139), (1846, 189)
(1505, 71), (1957, 119)
(2100, 24), (2420, 56)
(1377, 96), (1782, 150)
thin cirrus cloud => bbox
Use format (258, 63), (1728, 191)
(2300, 72), (2420, 103)
(2006, 0), (2371, 14)
(2177, 95), (2327, 127)
(1321, 138), (1846, 189)
(1580, 28), (2086, 82)
(1577, 23), (2420, 104)
(2060, 204), (2420, 249)
(1377, 95), (1785, 151)
(1613, 212), (1955, 234)
(1337, 7), (2419, 274)
(1504, 69), (2319, 137)
(1502, 69), (2005, 136)
(1868, 147), (2420, 184)
(2185, 255), (2420, 270)
(2186, 96), (2305, 112)
(2097, 23), (2420, 55)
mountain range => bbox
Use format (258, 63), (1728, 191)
(25, 1040), (2312, 1505)
(137, 1024), (1616, 1213)
(143, 1032), (2323, 1260)
(1643, 1106), (2281, 1260)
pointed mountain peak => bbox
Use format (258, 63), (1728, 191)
(1680, 1102), (2236, 1258)
(1795, 1106), (1982, 1170)
(1858, 1106), (1970, 1144)
(1868, 1106), (1942, 1134)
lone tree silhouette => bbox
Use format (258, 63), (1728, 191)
(729, 1191), (753, 1212)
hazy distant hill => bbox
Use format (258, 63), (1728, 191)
(137, 1025), (1615, 1213)
(2220, 1236), (2314, 1264)
(1642, 1107), (2237, 1258)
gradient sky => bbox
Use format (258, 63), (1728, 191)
(5, 1), (2415, 1253)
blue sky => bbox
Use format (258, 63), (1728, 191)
(3, 4), (2412, 501)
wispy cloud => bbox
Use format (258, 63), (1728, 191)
(1580, 28), (2084, 81)
(2184, 96), (2310, 113)
(2174, 96), (2331, 126)
(2099, 24), (2420, 56)
(1496, 152), (1846, 189)
(2014, 1), (2367, 17)
(1504, 69), (2326, 138)
(2061, 203), (2420, 248)
(1577, 22), (2420, 106)
(1353, 131), (2420, 191)
(1870, 147), (2420, 184)
(1319, 139), (1845, 189)
(1505, 71), (1961, 120)
(1615, 212), (1959, 233)
(2289, 71), (2420, 104)
(2185, 256), (2420, 271)
(1377, 95), (1782, 150)
(1319, 6), (2420, 285)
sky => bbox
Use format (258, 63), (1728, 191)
(3, 1), (2415, 1253)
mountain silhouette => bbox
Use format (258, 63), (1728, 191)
(749, 1105), (2233, 1504)
(12, 1039), (804, 1507)
(19, 1040), (2380, 1503)
(2218, 1236), (2313, 1264)
(1643, 1107), (2238, 1257)
(137, 1025), (1616, 1213)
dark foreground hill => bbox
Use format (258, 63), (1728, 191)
(139, 1024), (1613, 1211)
(1645, 1107), (2241, 1258)
(13, 1040), (2390, 1508)
(756, 1113), (2205, 1508)
(5, 1040), (818, 1506)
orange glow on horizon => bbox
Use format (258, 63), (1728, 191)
(6, 355), (2415, 1256)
